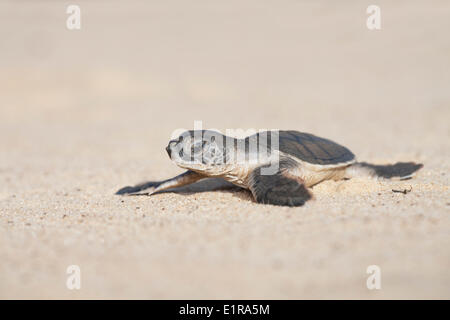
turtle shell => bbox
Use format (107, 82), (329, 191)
(275, 131), (355, 165)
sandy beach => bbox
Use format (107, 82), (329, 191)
(0, 0), (449, 299)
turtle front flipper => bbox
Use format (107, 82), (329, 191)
(248, 163), (312, 207)
(116, 181), (160, 195)
(116, 170), (204, 195)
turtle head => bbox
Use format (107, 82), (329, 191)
(166, 130), (230, 173)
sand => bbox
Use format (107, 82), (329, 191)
(0, 0), (449, 299)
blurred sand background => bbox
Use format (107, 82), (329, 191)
(0, 0), (449, 299)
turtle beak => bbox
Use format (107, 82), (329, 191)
(166, 140), (177, 158)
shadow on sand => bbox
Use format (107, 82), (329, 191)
(358, 161), (423, 179)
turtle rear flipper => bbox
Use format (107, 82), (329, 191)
(248, 163), (312, 207)
(345, 162), (423, 180)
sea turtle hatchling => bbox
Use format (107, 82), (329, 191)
(116, 130), (422, 207)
